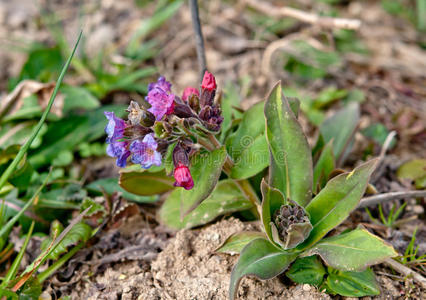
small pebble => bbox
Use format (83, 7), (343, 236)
(302, 284), (311, 292)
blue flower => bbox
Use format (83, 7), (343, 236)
(104, 111), (131, 167)
(130, 133), (162, 169)
(107, 141), (131, 168)
(104, 111), (127, 143)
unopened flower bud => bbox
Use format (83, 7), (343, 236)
(273, 203), (310, 243)
(172, 143), (193, 190)
(200, 71), (216, 107)
(188, 94), (200, 112)
(199, 106), (223, 132)
(173, 103), (195, 118)
(201, 71), (216, 91)
(182, 87), (200, 101)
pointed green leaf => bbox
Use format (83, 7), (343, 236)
(264, 82), (313, 206)
(271, 219), (312, 250)
(179, 147), (227, 216)
(229, 238), (298, 299)
(313, 141), (335, 192)
(260, 179), (286, 245)
(303, 228), (397, 271)
(87, 177), (158, 203)
(159, 179), (251, 229)
(299, 159), (378, 249)
(286, 255), (325, 286)
(216, 231), (265, 254)
(320, 102), (359, 165)
(325, 267), (380, 297)
(226, 102), (269, 179)
(119, 168), (174, 196)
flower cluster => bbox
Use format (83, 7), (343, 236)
(104, 71), (221, 190)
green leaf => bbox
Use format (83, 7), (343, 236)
(119, 168), (174, 196)
(40, 222), (91, 260)
(87, 177), (158, 203)
(61, 85), (100, 113)
(220, 82), (235, 142)
(28, 104), (126, 168)
(303, 228), (397, 271)
(0, 31), (82, 192)
(163, 142), (177, 176)
(158, 179), (252, 229)
(313, 88), (348, 109)
(260, 179), (286, 245)
(361, 123), (396, 148)
(28, 115), (89, 168)
(226, 102), (269, 179)
(397, 159), (426, 182)
(216, 231), (265, 254)
(179, 147), (227, 216)
(229, 238), (298, 300)
(313, 141), (335, 192)
(286, 255), (326, 286)
(325, 267), (380, 297)
(18, 276), (42, 300)
(264, 82), (313, 206)
(18, 46), (63, 83)
(299, 159), (378, 249)
(8, 159), (34, 191)
(126, 0), (183, 57)
(320, 103), (359, 165)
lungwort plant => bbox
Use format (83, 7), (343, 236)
(223, 84), (397, 298)
(105, 73), (397, 298)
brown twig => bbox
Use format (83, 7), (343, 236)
(244, 0), (361, 30)
(384, 258), (426, 290)
(358, 190), (426, 208)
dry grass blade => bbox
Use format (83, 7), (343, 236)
(384, 258), (426, 290)
(358, 190), (426, 208)
(244, 0), (361, 30)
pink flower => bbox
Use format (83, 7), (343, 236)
(201, 71), (216, 91)
(182, 87), (200, 101)
(146, 86), (175, 121)
(173, 163), (194, 190)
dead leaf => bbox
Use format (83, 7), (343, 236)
(0, 80), (64, 118)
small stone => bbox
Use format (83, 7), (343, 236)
(119, 274), (127, 280)
(302, 284), (311, 292)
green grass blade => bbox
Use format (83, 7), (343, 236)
(1, 221), (35, 287)
(11, 205), (91, 292)
(0, 172), (50, 239)
(37, 241), (84, 283)
(0, 30), (82, 192)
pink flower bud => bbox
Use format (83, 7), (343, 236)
(182, 87), (200, 101)
(173, 163), (194, 190)
(201, 71), (216, 91)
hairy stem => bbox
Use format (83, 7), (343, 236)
(189, 0), (207, 82)
(207, 134), (260, 217)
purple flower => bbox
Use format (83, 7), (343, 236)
(106, 141), (131, 168)
(148, 76), (172, 93)
(130, 133), (162, 169)
(105, 111), (131, 167)
(146, 87), (175, 121)
(104, 111), (127, 143)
